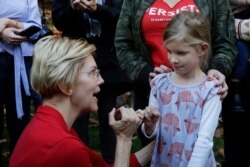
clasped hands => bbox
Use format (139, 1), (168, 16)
(0, 18), (26, 44)
(70, 0), (97, 12)
(109, 106), (160, 140)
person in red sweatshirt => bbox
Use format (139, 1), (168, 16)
(9, 35), (155, 167)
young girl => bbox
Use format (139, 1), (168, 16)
(142, 11), (222, 167)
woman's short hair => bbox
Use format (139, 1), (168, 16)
(163, 11), (211, 71)
(31, 35), (96, 98)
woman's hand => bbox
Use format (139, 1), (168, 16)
(109, 107), (142, 140)
(149, 65), (172, 82)
(0, 18), (22, 38)
(1, 28), (26, 45)
(71, 0), (97, 12)
(0, 18), (8, 36)
(143, 106), (160, 136)
(207, 69), (228, 100)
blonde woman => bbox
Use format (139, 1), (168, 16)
(9, 36), (154, 167)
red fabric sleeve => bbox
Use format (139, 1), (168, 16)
(88, 147), (113, 167)
(89, 150), (141, 167)
(129, 154), (141, 167)
(45, 138), (92, 167)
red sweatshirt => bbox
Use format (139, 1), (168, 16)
(9, 106), (140, 167)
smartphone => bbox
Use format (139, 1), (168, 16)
(17, 25), (40, 37)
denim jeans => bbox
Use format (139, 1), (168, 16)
(231, 40), (250, 78)
(232, 9), (250, 79)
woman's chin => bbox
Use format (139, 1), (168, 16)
(79, 104), (98, 115)
(91, 105), (98, 113)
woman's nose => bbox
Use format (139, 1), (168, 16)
(98, 75), (104, 85)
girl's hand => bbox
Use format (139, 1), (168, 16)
(1, 28), (26, 45)
(143, 106), (160, 136)
(207, 69), (228, 100)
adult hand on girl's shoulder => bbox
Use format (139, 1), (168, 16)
(149, 65), (172, 83)
(207, 69), (228, 100)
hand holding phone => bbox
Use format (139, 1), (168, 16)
(17, 25), (40, 37)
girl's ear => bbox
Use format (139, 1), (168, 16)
(58, 82), (73, 96)
(201, 43), (209, 52)
(200, 43), (209, 56)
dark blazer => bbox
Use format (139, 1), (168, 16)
(52, 0), (132, 94)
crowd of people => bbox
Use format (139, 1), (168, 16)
(0, 0), (249, 166)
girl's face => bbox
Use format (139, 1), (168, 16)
(71, 55), (104, 114)
(165, 39), (207, 77)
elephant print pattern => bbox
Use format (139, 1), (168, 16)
(150, 73), (219, 167)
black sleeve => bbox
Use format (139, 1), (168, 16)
(51, 0), (86, 38)
(136, 65), (154, 89)
(89, 0), (123, 26)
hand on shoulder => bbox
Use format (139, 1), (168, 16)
(207, 69), (228, 100)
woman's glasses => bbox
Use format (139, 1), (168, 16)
(80, 69), (100, 78)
